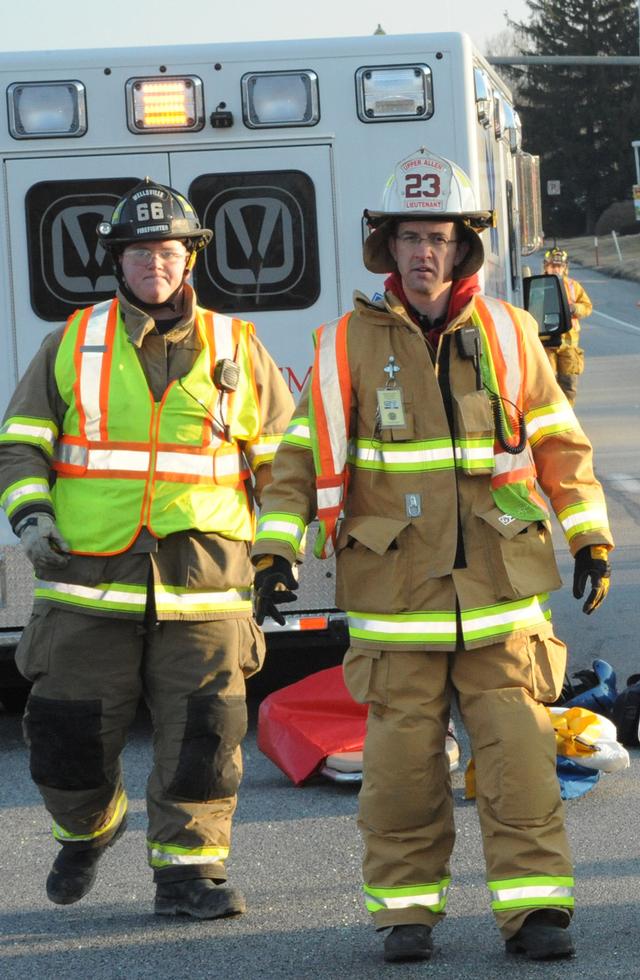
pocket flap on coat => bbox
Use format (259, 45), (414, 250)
(337, 515), (410, 555)
(477, 506), (534, 540)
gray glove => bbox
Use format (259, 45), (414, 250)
(17, 513), (71, 570)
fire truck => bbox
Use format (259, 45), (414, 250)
(0, 31), (545, 707)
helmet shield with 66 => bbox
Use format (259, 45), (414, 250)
(363, 147), (494, 278)
(97, 178), (212, 255)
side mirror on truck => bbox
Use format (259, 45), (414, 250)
(523, 273), (571, 346)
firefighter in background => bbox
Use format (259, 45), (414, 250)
(0, 180), (293, 918)
(251, 148), (613, 964)
(542, 247), (593, 406)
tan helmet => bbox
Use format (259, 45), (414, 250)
(363, 147), (495, 278)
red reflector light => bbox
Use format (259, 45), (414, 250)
(300, 616), (329, 631)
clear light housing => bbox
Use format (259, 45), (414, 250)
(474, 68), (492, 129)
(242, 71), (319, 127)
(7, 81), (86, 139)
(125, 76), (204, 133)
(494, 95), (504, 140)
(356, 66), (433, 122)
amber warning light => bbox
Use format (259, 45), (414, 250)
(126, 76), (204, 133)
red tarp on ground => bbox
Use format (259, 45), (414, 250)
(257, 665), (368, 785)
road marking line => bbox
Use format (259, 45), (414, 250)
(608, 473), (640, 492)
(592, 311), (640, 333)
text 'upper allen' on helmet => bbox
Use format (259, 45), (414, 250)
(362, 147), (495, 278)
(97, 178), (212, 252)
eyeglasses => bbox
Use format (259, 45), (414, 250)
(123, 247), (188, 266)
(394, 232), (459, 250)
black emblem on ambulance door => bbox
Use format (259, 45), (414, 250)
(26, 178), (139, 321)
(189, 170), (320, 313)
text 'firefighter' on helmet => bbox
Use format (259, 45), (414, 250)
(362, 147), (495, 279)
(96, 178), (212, 254)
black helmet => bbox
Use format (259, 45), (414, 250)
(97, 178), (212, 253)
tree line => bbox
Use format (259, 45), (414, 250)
(487, 0), (640, 237)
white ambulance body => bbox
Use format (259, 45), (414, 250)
(0, 32), (542, 695)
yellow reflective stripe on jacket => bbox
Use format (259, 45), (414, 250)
(526, 401), (577, 446)
(347, 595), (551, 646)
(35, 580), (148, 612)
(255, 512), (306, 552)
(53, 791), (127, 843)
(364, 878), (450, 914)
(488, 875), (574, 911)
(34, 579), (251, 615)
(154, 585), (252, 614)
(558, 502), (610, 541)
(147, 839), (229, 869)
(454, 437), (494, 471)
(348, 611), (457, 645)
(0, 415), (58, 455)
(1, 477), (52, 517)
(348, 437), (455, 472)
(460, 594), (551, 642)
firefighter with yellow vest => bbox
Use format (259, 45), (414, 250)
(542, 247), (593, 406)
(251, 148), (613, 963)
(0, 180), (293, 917)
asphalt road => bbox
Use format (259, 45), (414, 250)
(1, 267), (639, 979)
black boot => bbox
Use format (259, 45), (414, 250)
(505, 909), (575, 960)
(383, 924), (433, 962)
(46, 816), (127, 906)
(154, 878), (246, 919)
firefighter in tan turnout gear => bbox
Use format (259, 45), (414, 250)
(251, 148), (613, 963)
(542, 247), (593, 406)
(0, 180), (293, 917)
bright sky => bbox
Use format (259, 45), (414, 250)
(2, 0), (530, 54)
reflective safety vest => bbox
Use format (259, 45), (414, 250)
(309, 297), (548, 559)
(51, 299), (259, 554)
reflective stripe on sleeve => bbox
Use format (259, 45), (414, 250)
(488, 875), (574, 911)
(147, 839), (229, 869)
(283, 417), (311, 448)
(255, 512), (306, 552)
(0, 416), (58, 455)
(1, 478), (52, 517)
(52, 790), (127, 843)
(244, 435), (283, 467)
(348, 438), (455, 472)
(526, 402), (577, 446)
(364, 879), (450, 915)
(558, 502), (610, 541)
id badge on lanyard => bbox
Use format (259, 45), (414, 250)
(376, 355), (406, 429)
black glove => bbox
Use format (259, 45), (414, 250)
(573, 545), (611, 615)
(253, 555), (299, 626)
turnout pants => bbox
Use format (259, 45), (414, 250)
(343, 628), (573, 940)
(16, 607), (264, 882)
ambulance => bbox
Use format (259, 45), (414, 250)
(0, 31), (546, 707)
